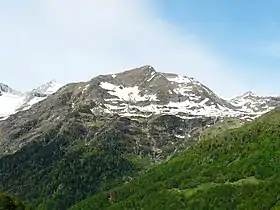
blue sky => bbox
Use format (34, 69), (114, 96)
(156, 0), (280, 93)
(0, 0), (279, 98)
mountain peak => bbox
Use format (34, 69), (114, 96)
(46, 79), (57, 85)
(103, 66), (158, 87)
(32, 80), (62, 95)
(0, 80), (63, 120)
(228, 90), (277, 114)
(0, 83), (12, 94)
(0, 83), (23, 96)
(230, 91), (258, 102)
(140, 65), (156, 72)
(0, 65), (278, 122)
(241, 91), (258, 98)
(123, 65), (156, 76)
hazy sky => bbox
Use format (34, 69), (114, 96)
(1, 0), (280, 98)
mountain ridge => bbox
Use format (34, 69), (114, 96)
(1, 66), (279, 121)
(1, 65), (279, 209)
(1, 66), (279, 122)
(0, 80), (62, 120)
(84, 65), (278, 120)
(0, 65), (278, 159)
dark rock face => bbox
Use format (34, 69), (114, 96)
(0, 83), (22, 96)
(0, 83), (12, 94)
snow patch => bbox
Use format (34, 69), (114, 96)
(0, 80), (62, 120)
(175, 134), (185, 139)
(82, 84), (90, 94)
(166, 75), (193, 83)
(34, 80), (62, 95)
(0, 93), (25, 118)
(147, 74), (156, 82)
(100, 82), (158, 102)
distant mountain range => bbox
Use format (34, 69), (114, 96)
(0, 80), (62, 120)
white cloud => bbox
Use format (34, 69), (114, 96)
(0, 0), (244, 98)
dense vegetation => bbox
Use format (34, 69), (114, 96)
(1, 112), (211, 209)
(70, 109), (280, 209)
(0, 123), (139, 210)
(0, 193), (30, 210)
(3, 103), (278, 209)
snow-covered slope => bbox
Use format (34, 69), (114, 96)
(0, 93), (24, 119)
(19, 80), (63, 111)
(0, 83), (25, 119)
(1, 66), (279, 121)
(82, 65), (278, 120)
(31, 80), (62, 95)
(0, 81), (62, 120)
(230, 91), (279, 114)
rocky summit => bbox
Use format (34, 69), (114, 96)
(0, 66), (277, 121)
(85, 65), (276, 120)
(229, 91), (280, 113)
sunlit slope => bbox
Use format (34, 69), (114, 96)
(71, 108), (280, 210)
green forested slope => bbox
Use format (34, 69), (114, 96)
(0, 122), (139, 210)
(1, 112), (214, 210)
(0, 193), (31, 210)
(70, 109), (280, 210)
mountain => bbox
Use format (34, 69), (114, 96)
(0, 65), (279, 209)
(1, 66), (278, 121)
(0, 83), (24, 120)
(230, 91), (280, 114)
(70, 108), (280, 210)
(0, 83), (22, 95)
(0, 80), (62, 120)
(84, 65), (273, 120)
(18, 80), (63, 112)
(1, 65), (266, 155)
(31, 79), (62, 95)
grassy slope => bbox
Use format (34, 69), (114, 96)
(198, 117), (244, 140)
(70, 109), (280, 210)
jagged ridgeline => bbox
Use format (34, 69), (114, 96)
(1, 65), (279, 121)
(1, 66), (280, 209)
